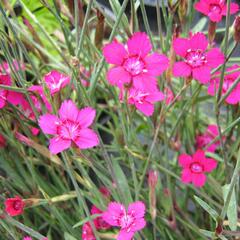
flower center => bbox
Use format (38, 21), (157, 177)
(190, 162), (203, 173)
(120, 213), (135, 231)
(209, 4), (222, 15)
(185, 49), (207, 68)
(13, 201), (22, 210)
(58, 120), (80, 140)
(123, 56), (145, 76)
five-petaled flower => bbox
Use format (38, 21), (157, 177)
(194, 0), (239, 23)
(173, 32), (224, 84)
(103, 32), (169, 91)
(196, 124), (223, 152)
(122, 87), (165, 116)
(44, 70), (70, 95)
(38, 99), (99, 154)
(178, 149), (217, 187)
(208, 65), (240, 105)
(102, 201), (146, 240)
(4, 196), (25, 216)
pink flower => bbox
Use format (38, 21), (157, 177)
(103, 32), (169, 91)
(0, 134), (6, 148)
(173, 32), (224, 84)
(44, 70), (70, 95)
(194, 0), (239, 23)
(196, 124), (223, 152)
(38, 100), (99, 154)
(23, 237), (32, 240)
(102, 201), (146, 240)
(178, 149), (217, 187)
(122, 87), (164, 116)
(82, 222), (96, 240)
(208, 65), (240, 104)
(0, 74), (23, 109)
(0, 60), (25, 74)
(91, 205), (111, 230)
(4, 196), (25, 216)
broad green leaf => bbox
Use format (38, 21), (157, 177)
(222, 184), (237, 231)
(194, 196), (218, 220)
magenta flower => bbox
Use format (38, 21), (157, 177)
(102, 201), (146, 240)
(195, 0), (239, 23)
(23, 237), (32, 240)
(208, 65), (240, 104)
(44, 70), (70, 95)
(82, 222), (96, 240)
(38, 100), (99, 154)
(0, 74), (23, 109)
(196, 124), (223, 152)
(4, 196), (25, 216)
(122, 87), (164, 116)
(90, 205), (111, 230)
(173, 32), (224, 84)
(103, 32), (169, 91)
(178, 149), (217, 187)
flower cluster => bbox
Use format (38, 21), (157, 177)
(103, 32), (169, 116)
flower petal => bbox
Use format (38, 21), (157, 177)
(206, 48), (225, 68)
(127, 32), (152, 58)
(145, 53), (169, 76)
(208, 11), (223, 22)
(102, 202), (125, 226)
(7, 91), (24, 105)
(222, 3), (239, 15)
(192, 173), (206, 187)
(190, 32), (208, 51)
(135, 102), (154, 116)
(194, 1), (210, 15)
(130, 218), (146, 232)
(58, 100), (79, 122)
(77, 107), (96, 128)
(145, 91), (165, 103)
(38, 114), (59, 135)
(117, 230), (134, 240)
(103, 41), (127, 65)
(178, 154), (193, 167)
(181, 168), (192, 184)
(49, 137), (71, 154)
(192, 66), (211, 84)
(74, 129), (99, 149)
(133, 73), (158, 91)
(128, 201), (145, 219)
(107, 66), (131, 88)
(203, 158), (217, 172)
(173, 62), (191, 77)
(173, 38), (190, 57)
(193, 149), (206, 163)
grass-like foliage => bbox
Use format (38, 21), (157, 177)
(0, 0), (240, 239)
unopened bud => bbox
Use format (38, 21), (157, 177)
(234, 16), (240, 42)
(148, 170), (158, 188)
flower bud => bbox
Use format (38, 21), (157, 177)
(233, 16), (240, 42)
(148, 170), (158, 188)
(148, 170), (158, 220)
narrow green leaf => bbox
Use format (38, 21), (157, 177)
(64, 232), (78, 240)
(73, 214), (101, 229)
(194, 196), (218, 220)
(222, 184), (237, 231)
